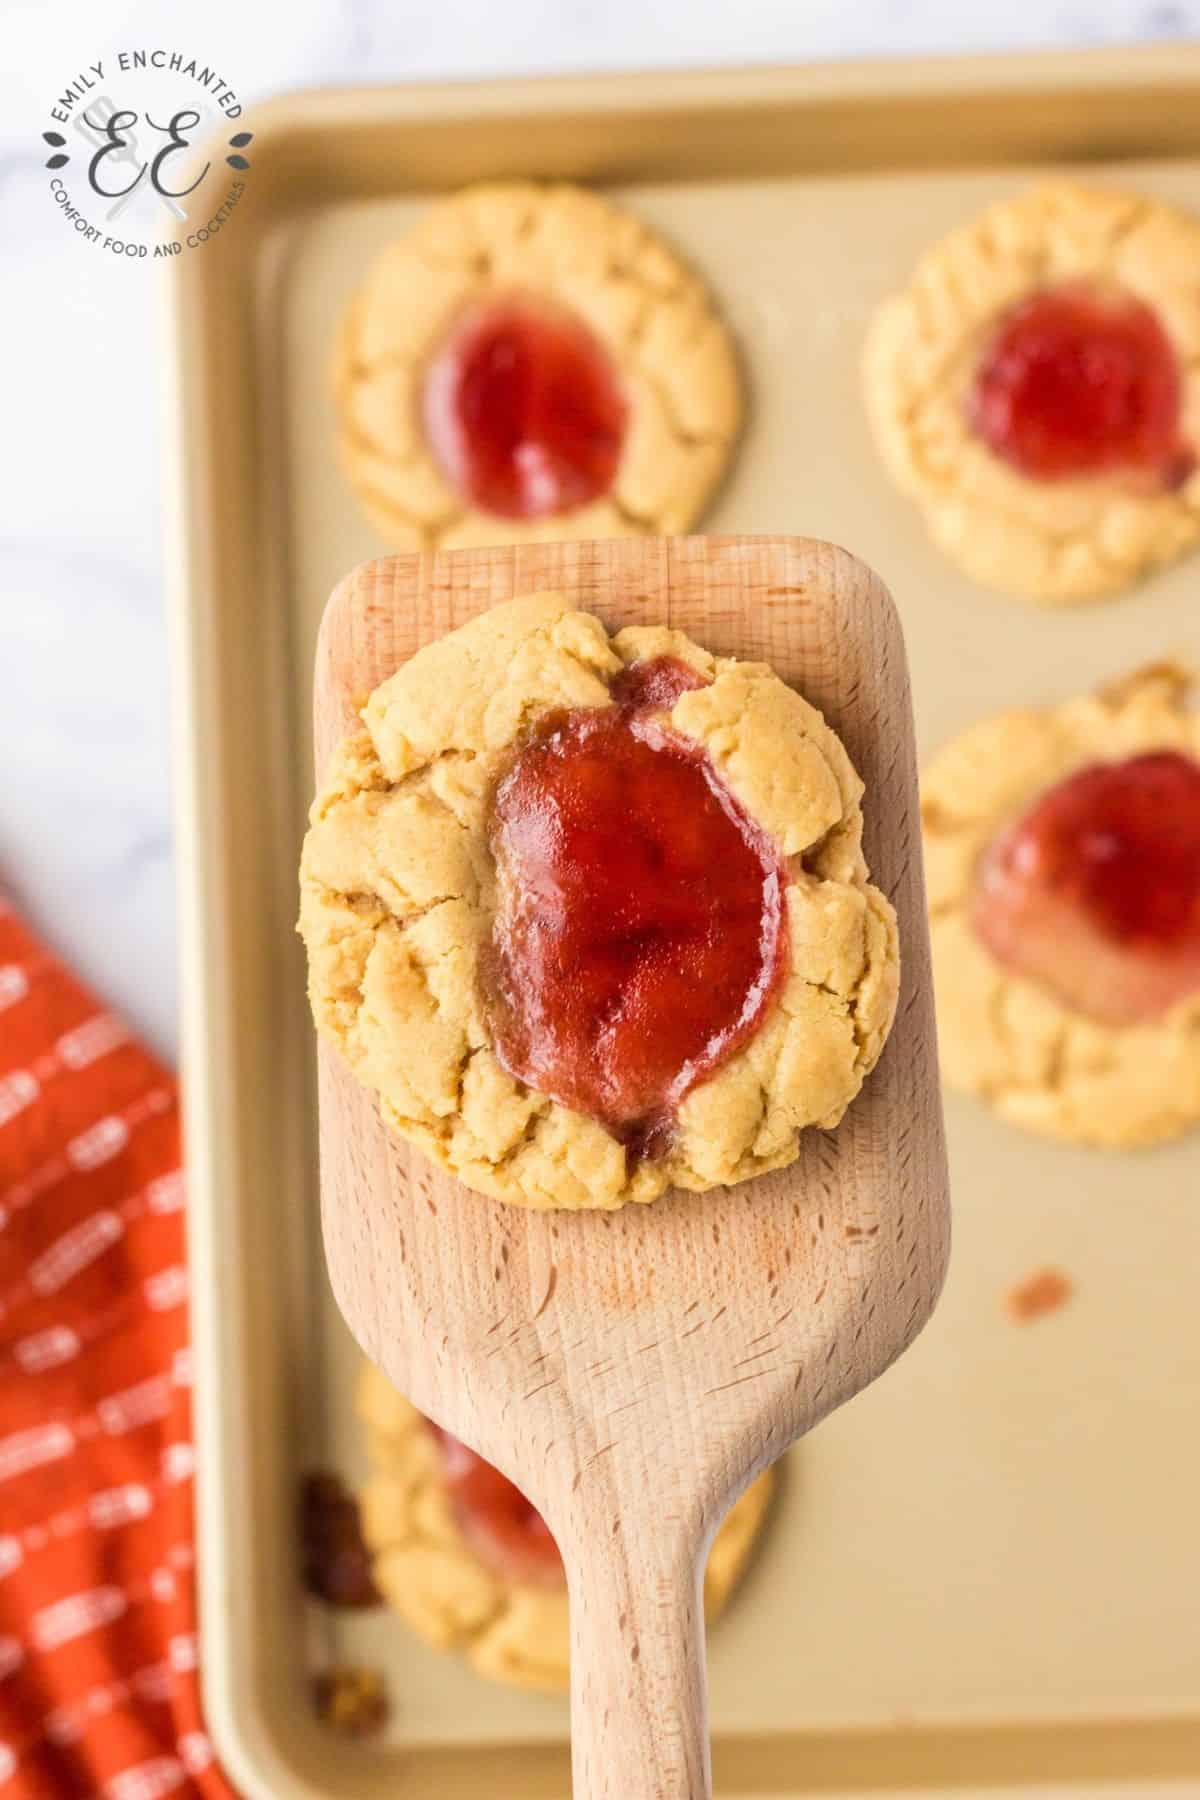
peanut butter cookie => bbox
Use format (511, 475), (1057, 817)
(864, 183), (1200, 603)
(298, 594), (899, 1210)
(924, 662), (1200, 1145)
(355, 1360), (774, 1692)
(335, 183), (741, 550)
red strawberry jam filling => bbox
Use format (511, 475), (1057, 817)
(422, 292), (626, 519)
(426, 1423), (564, 1588)
(970, 284), (1193, 486)
(485, 656), (788, 1159)
(973, 750), (1200, 1026)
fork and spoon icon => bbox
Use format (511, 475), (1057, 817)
(73, 98), (189, 224)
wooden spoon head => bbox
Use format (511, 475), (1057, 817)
(313, 535), (949, 1546)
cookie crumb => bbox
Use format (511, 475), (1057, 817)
(1006, 1267), (1074, 1323)
(313, 1666), (389, 1736)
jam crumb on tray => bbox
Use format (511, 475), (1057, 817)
(1006, 1267), (1075, 1324)
(300, 1470), (382, 1608)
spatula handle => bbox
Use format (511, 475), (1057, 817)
(567, 1518), (709, 1800)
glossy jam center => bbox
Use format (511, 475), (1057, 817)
(973, 750), (1200, 1025)
(486, 657), (787, 1156)
(427, 1424), (564, 1588)
(421, 293), (626, 520)
(970, 285), (1191, 484)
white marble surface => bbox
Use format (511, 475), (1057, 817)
(4, 0), (1200, 1057)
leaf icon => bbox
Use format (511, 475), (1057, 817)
(228, 131), (253, 148)
(226, 153), (250, 170)
(43, 131), (66, 147)
(45, 153), (69, 170)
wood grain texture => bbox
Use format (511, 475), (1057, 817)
(313, 535), (950, 1800)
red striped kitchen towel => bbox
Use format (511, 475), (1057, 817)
(0, 894), (235, 1799)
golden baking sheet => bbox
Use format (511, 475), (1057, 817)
(168, 49), (1200, 1798)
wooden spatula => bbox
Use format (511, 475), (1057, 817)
(313, 534), (949, 1800)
